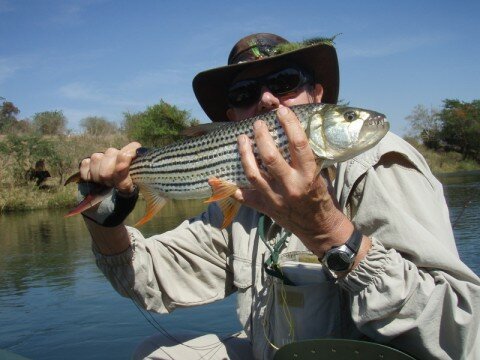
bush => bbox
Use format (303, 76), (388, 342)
(123, 100), (199, 147)
(80, 116), (118, 136)
(32, 110), (67, 135)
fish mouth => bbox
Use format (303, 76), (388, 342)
(358, 112), (389, 146)
(365, 112), (388, 127)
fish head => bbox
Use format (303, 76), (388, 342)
(307, 104), (389, 164)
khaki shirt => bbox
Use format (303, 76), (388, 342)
(94, 133), (480, 360)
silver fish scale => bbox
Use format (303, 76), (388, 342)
(129, 104), (322, 200)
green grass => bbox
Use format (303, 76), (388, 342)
(0, 183), (77, 212)
(405, 138), (480, 174)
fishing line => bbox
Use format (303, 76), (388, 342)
(452, 199), (474, 229)
(90, 234), (235, 353)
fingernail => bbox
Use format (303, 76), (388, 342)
(136, 147), (149, 157)
(237, 135), (246, 144)
(253, 120), (263, 130)
(278, 107), (289, 116)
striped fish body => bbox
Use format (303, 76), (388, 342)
(65, 103), (388, 228)
(128, 103), (389, 227)
(129, 107), (288, 200)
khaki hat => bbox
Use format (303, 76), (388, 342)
(192, 33), (339, 122)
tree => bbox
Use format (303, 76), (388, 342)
(439, 99), (480, 160)
(123, 100), (200, 146)
(405, 104), (442, 149)
(0, 100), (20, 133)
(80, 116), (118, 136)
(33, 110), (67, 135)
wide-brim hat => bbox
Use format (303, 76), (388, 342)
(193, 33), (339, 122)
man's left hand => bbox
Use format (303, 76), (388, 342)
(233, 106), (354, 257)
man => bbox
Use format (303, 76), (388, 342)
(79, 33), (480, 359)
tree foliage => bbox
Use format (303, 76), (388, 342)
(80, 116), (118, 136)
(405, 105), (442, 149)
(123, 100), (200, 146)
(406, 99), (480, 161)
(439, 99), (480, 160)
(33, 110), (67, 135)
(0, 100), (20, 133)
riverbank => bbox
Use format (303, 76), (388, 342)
(1, 137), (479, 213)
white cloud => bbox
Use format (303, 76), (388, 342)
(123, 69), (188, 90)
(58, 81), (144, 108)
(0, 59), (19, 84)
(341, 34), (447, 58)
(0, 56), (33, 85)
(45, 0), (110, 25)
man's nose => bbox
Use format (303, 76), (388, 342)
(257, 86), (280, 113)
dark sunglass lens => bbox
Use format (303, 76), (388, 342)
(227, 80), (260, 107)
(266, 68), (303, 95)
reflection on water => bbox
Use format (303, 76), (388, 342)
(438, 171), (480, 272)
(0, 173), (479, 359)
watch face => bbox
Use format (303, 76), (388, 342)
(326, 252), (352, 272)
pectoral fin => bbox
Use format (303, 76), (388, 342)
(217, 197), (241, 229)
(134, 184), (168, 226)
(205, 177), (241, 229)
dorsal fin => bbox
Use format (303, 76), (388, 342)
(181, 122), (230, 137)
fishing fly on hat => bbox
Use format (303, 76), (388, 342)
(193, 33), (340, 122)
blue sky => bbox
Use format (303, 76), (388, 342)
(1, 0), (479, 136)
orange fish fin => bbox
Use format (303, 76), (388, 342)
(217, 197), (241, 229)
(134, 185), (168, 227)
(205, 177), (239, 203)
(64, 192), (107, 218)
(65, 172), (81, 186)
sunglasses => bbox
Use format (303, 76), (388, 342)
(227, 67), (313, 108)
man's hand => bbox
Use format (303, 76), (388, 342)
(79, 142), (141, 194)
(233, 106), (355, 257)
(78, 142), (141, 255)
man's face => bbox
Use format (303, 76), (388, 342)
(226, 63), (324, 122)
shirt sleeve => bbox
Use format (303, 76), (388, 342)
(92, 202), (236, 314)
(338, 157), (480, 360)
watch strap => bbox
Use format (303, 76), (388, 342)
(345, 228), (363, 254)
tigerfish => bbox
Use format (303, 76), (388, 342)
(65, 103), (389, 228)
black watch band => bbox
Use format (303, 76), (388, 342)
(322, 228), (364, 273)
(345, 228), (363, 253)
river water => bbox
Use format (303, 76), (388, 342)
(0, 171), (479, 359)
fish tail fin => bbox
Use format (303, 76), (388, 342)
(134, 184), (168, 227)
(64, 190), (110, 218)
(64, 171), (81, 186)
(64, 171), (112, 218)
(205, 177), (240, 229)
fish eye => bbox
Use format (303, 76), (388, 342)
(344, 111), (357, 122)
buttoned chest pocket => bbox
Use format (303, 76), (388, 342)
(229, 255), (254, 289)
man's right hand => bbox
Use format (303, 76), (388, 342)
(78, 142), (141, 255)
(79, 142), (141, 194)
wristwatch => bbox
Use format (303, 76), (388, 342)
(322, 228), (363, 273)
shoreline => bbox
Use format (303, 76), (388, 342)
(1, 167), (479, 214)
